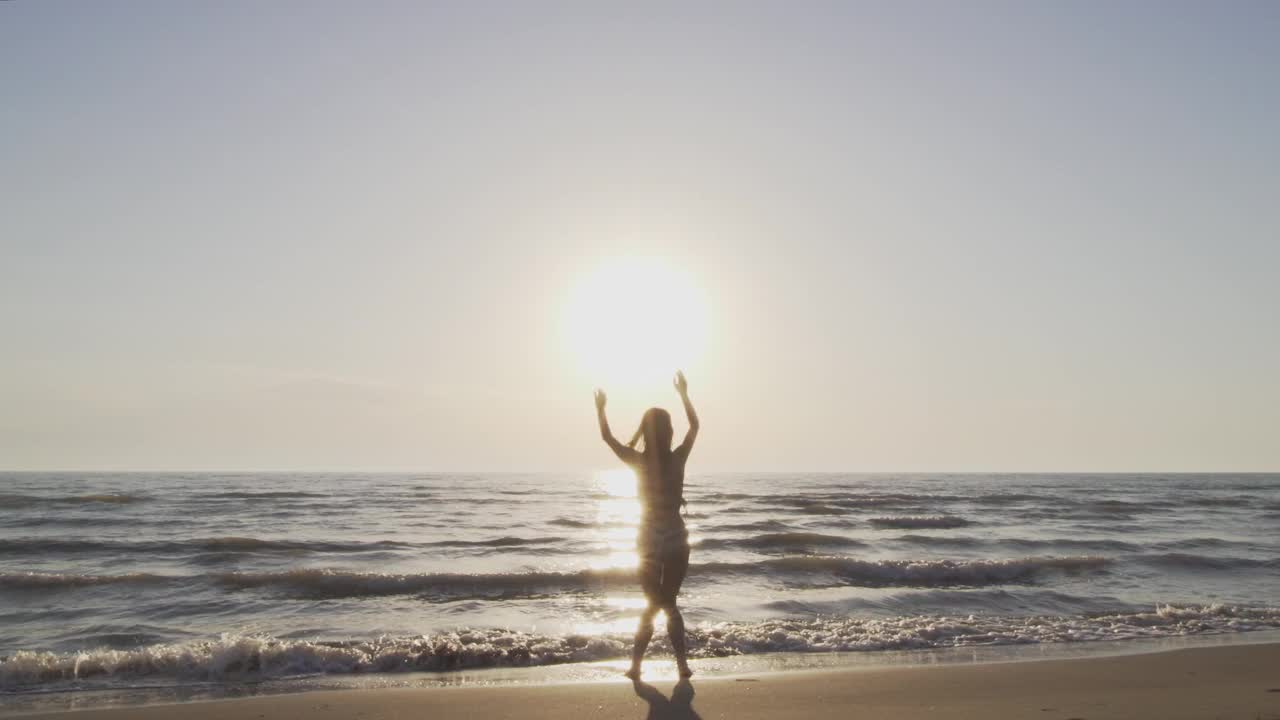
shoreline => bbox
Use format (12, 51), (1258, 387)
(8, 643), (1279, 720)
(6, 634), (1280, 718)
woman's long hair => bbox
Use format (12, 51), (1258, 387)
(627, 407), (674, 457)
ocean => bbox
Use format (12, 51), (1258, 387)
(2, 472), (1278, 708)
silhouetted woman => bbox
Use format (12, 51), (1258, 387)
(594, 371), (699, 680)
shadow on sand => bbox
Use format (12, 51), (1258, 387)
(632, 678), (701, 720)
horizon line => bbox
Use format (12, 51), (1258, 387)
(1, 468), (1276, 475)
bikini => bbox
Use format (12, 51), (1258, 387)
(634, 454), (690, 563)
(637, 505), (689, 562)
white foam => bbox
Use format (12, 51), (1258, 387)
(5, 604), (1276, 690)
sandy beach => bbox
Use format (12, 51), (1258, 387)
(11, 642), (1279, 720)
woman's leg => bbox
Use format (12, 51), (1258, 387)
(658, 545), (692, 676)
(627, 555), (663, 678)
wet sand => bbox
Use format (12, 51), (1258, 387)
(14, 643), (1280, 720)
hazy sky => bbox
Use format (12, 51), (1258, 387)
(2, 2), (1277, 472)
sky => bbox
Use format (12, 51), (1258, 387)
(2, 1), (1277, 472)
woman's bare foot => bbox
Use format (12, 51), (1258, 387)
(678, 664), (693, 678)
(624, 665), (641, 680)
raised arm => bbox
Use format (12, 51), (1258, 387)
(595, 389), (641, 465)
(673, 371), (699, 455)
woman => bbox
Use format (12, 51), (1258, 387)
(594, 370), (699, 680)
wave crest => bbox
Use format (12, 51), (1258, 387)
(0, 537), (410, 556)
(4, 604), (1277, 690)
(1, 555), (1110, 598)
(213, 567), (638, 599)
(0, 572), (169, 590)
(202, 491), (329, 500)
(698, 533), (866, 552)
(711, 555), (1109, 587)
(0, 493), (145, 508)
(870, 516), (971, 529)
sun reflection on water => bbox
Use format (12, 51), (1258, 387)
(604, 596), (649, 610)
(596, 468), (638, 499)
(578, 469), (665, 636)
(589, 469), (641, 571)
(595, 659), (681, 680)
(574, 470), (693, 637)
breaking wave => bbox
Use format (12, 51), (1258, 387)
(2, 555), (1110, 598)
(3, 604), (1277, 690)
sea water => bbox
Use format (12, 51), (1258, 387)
(1, 472), (1277, 705)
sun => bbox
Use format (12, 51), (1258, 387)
(562, 257), (709, 389)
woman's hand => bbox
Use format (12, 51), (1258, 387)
(673, 370), (689, 397)
(674, 370), (698, 451)
(594, 388), (607, 412)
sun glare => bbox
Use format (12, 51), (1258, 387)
(590, 468), (641, 570)
(596, 468), (637, 498)
(562, 257), (709, 389)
